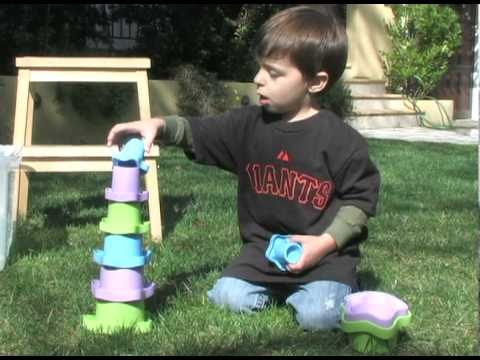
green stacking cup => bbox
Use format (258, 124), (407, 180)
(82, 300), (152, 334)
(100, 202), (150, 234)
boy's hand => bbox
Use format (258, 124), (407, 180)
(287, 234), (337, 274)
(106, 117), (165, 153)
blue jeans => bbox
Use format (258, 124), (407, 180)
(207, 277), (352, 331)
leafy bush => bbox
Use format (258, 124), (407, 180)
(0, 5), (111, 76)
(381, 4), (462, 99)
(228, 4), (289, 81)
(0, 80), (11, 144)
(316, 79), (353, 119)
(54, 83), (135, 122)
(174, 64), (235, 116)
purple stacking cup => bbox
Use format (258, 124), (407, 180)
(91, 266), (156, 302)
(105, 166), (148, 202)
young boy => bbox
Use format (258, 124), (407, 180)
(107, 6), (380, 331)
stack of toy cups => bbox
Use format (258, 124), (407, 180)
(83, 139), (156, 334)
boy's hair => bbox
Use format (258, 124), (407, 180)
(254, 5), (348, 94)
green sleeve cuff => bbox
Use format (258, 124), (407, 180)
(324, 205), (368, 249)
(162, 115), (194, 153)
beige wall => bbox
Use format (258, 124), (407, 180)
(343, 4), (394, 81)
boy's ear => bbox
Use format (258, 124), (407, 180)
(308, 71), (329, 94)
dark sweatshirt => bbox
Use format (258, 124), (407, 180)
(161, 105), (380, 289)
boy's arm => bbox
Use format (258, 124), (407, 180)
(289, 140), (379, 274)
(161, 109), (246, 173)
(323, 205), (368, 250)
(324, 140), (380, 250)
(160, 115), (195, 154)
(287, 205), (368, 273)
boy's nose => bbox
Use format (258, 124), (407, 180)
(253, 69), (265, 86)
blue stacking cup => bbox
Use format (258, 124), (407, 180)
(94, 234), (152, 268)
(112, 138), (149, 173)
(265, 234), (303, 272)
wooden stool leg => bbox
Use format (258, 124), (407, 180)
(145, 159), (163, 243)
(136, 70), (151, 121)
(137, 70), (163, 241)
(12, 69), (32, 221)
(11, 171), (20, 223)
(17, 171), (29, 217)
(17, 91), (35, 217)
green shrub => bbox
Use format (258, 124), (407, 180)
(381, 4), (462, 99)
(229, 4), (290, 81)
(174, 64), (235, 116)
(316, 79), (353, 119)
(54, 83), (135, 123)
(0, 80), (11, 144)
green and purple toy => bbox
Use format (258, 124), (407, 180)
(340, 291), (412, 354)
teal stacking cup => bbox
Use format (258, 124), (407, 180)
(94, 234), (152, 268)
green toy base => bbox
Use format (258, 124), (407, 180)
(340, 306), (412, 354)
(82, 314), (152, 334)
(350, 332), (398, 354)
(82, 300), (152, 334)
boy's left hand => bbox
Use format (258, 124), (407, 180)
(287, 234), (337, 274)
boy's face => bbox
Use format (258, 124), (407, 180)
(254, 57), (310, 117)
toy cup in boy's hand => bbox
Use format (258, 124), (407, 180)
(112, 138), (149, 173)
(265, 234), (303, 272)
(106, 117), (165, 154)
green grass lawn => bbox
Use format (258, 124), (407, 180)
(0, 139), (478, 355)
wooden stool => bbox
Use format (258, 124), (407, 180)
(12, 57), (163, 242)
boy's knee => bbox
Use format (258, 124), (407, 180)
(287, 281), (351, 331)
(207, 277), (270, 313)
(207, 278), (242, 312)
(295, 306), (341, 331)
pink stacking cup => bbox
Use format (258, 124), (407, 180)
(105, 166), (148, 202)
(91, 266), (156, 302)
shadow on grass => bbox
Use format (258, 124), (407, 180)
(222, 328), (417, 356)
(160, 194), (195, 238)
(9, 219), (69, 261)
(10, 193), (195, 260)
(42, 194), (106, 226)
(357, 270), (381, 291)
(194, 328), (352, 356)
(146, 263), (224, 314)
(9, 195), (105, 258)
